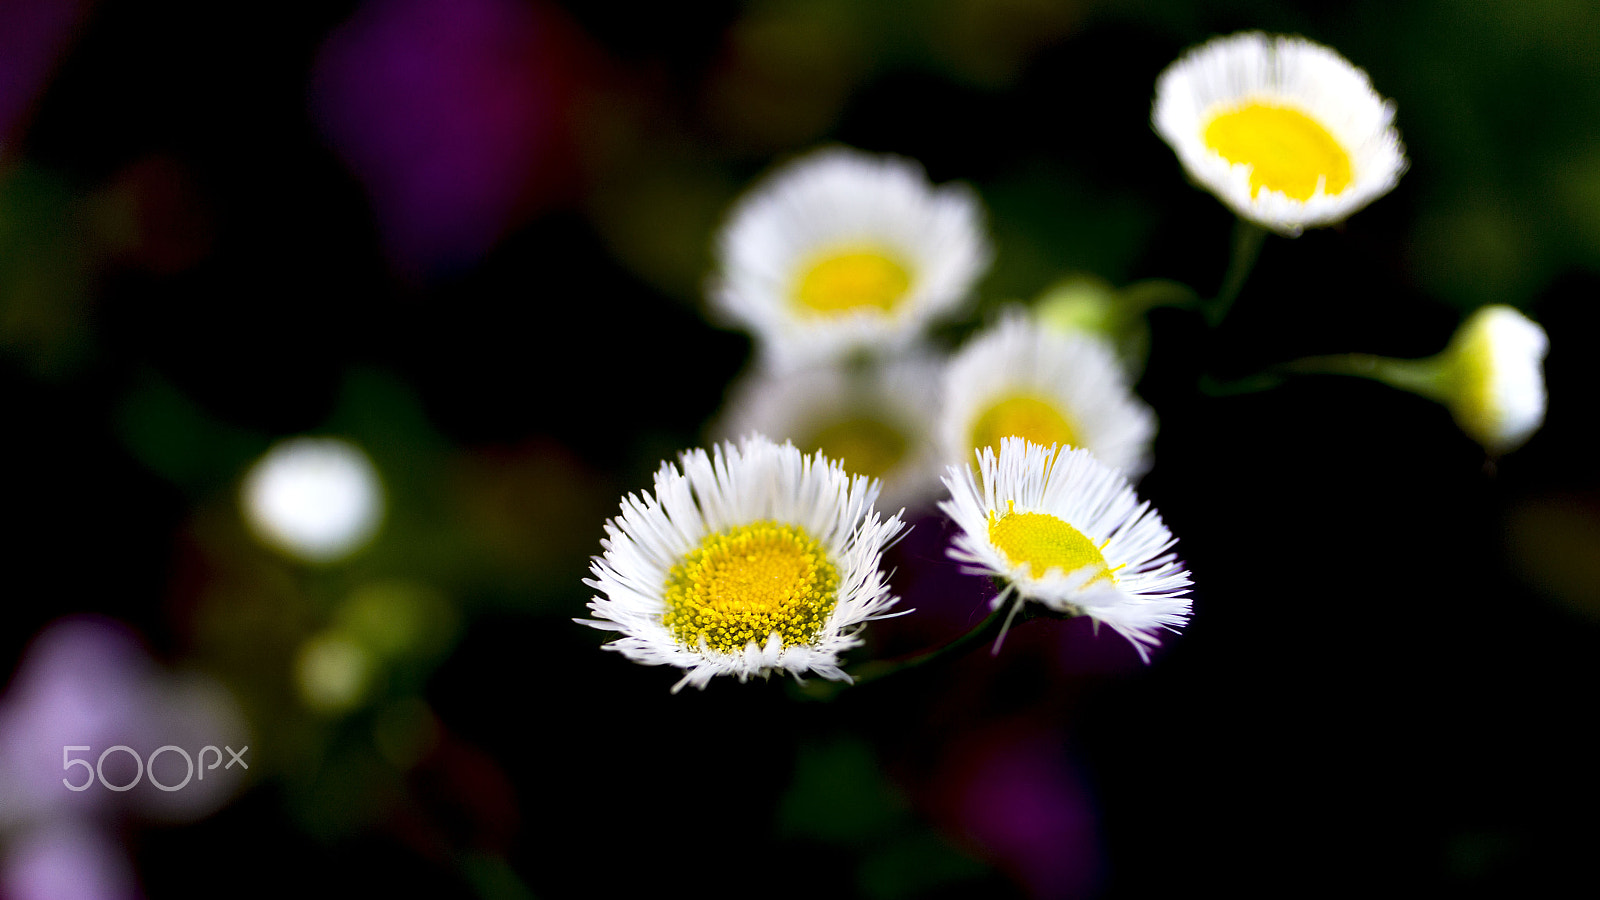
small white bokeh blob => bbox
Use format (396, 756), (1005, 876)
(241, 436), (384, 563)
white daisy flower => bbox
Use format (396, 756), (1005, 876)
(709, 146), (991, 370)
(708, 354), (945, 512)
(940, 437), (1192, 660)
(1152, 31), (1406, 235)
(940, 310), (1156, 482)
(579, 434), (907, 692)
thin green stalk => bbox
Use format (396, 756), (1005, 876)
(1276, 353), (1446, 398)
(1205, 219), (1268, 327)
(1201, 352), (1446, 399)
(1118, 278), (1201, 318)
(795, 601), (1012, 700)
(855, 601), (1012, 686)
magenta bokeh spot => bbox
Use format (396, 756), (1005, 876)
(311, 0), (582, 277)
(945, 725), (1103, 899)
(0, 0), (94, 148)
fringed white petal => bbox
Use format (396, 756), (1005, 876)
(940, 309), (1156, 481)
(938, 437), (1193, 660)
(581, 434), (907, 690)
(710, 146), (991, 370)
(1152, 32), (1406, 235)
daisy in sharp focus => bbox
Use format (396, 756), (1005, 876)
(710, 146), (991, 371)
(940, 309), (1156, 482)
(579, 434), (907, 692)
(709, 353), (945, 512)
(940, 437), (1192, 660)
(1152, 31), (1406, 235)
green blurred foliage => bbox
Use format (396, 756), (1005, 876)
(779, 736), (909, 843)
(859, 830), (990, 900)
(981, 166), (1160, 308)
(778, 735), (990, 898)
(0, 165), (96, 375)
(118, 371), (269, 491)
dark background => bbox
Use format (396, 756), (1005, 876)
(4, 0), (1598, 897)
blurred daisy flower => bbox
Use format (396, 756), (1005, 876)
(709, 146), (991, 371)
(709, 354), (945, 512)
(579, 434), (906, 692)
(1152, 31), (1406, 235)
(940, 310), (1156, 482)
(940, 438), (1192, 660)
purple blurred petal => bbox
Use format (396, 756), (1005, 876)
(0, 0), (95, 148)
(0, 617), (156, 825)
(940, 725), (1103, 899)
(310, 0), (582, 276)
(0, 616), (249, 829)
(869, 509), (998, 659)
(1052, 612), (1155, 676)
(1, 820), (140, 900)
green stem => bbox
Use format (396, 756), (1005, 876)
(1205, 219), (1268, 327)
(1118, 278), (1201, 317)
(1202, 352), (1448, 399)
(1277, 353), (1447, 399)
(858, 602), (1012, 685)
(795, 601), (1012, 700)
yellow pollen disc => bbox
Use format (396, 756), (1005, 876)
(988, 502), (1114, 583)
(970, 394), (1080, 459)
(1202, 101), (1353, 201)
(662, 521), (840, 653)
(794, 249), (911, 315)
(804, 416), (908, 480)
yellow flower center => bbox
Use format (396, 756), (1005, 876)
(794, 249), (911, 315)
(1202, 100), (1353, 201)
(970, 395), (1079, 460)
(803, 416), (907, 480)
(662, 521), (840, 653)
(987, 502), (1114, 583)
